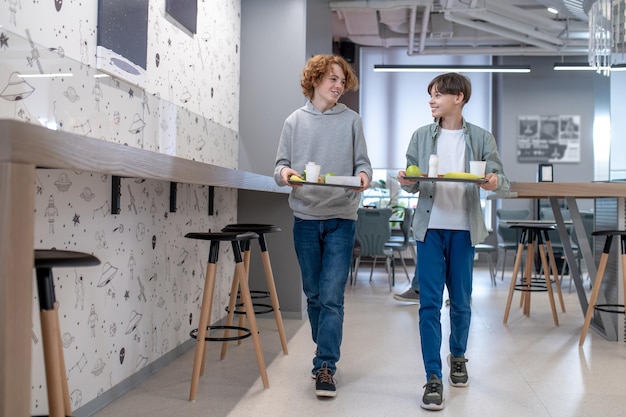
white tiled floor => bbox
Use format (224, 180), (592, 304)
(92, 265), (626, 417)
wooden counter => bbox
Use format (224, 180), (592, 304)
(0, 119), (287, 417)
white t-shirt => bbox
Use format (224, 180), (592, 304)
(428, 128), (470, 231)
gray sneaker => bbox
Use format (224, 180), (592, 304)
(447, 354), (469, 387)
(421, 374), (445, 410)
(393, 288), (420, 303)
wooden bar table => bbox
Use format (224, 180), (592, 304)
(502, 182), (626, 340)
(0, 119), (287, 417)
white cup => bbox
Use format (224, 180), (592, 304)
(305, 162), (321, 183)
(469, 161), (486, 177)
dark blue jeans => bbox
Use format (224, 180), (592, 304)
(293, 217), (356, 375)
(417, 229), (474, 380)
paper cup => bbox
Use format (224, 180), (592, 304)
(305, 162), (321, 183)
(469, 161), (486, 178)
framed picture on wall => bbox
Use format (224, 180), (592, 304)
(96, 0), (149, 88)
(517, 115), (580, 163)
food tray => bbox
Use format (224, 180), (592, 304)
(402, 176), (487, 184)
(287, 180), (362, 189)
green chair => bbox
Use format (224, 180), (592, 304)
(385, 207), (414, 283)
(353, 208), (394, 291)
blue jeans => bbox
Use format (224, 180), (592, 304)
(293, 217), (355, 375)
(417, 229), (474, 380)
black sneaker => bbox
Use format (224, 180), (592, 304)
(315, 367), (337, 398)
(447, 354), (469, 387)
(421, 374), (445, 410)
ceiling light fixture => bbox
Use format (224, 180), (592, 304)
(373, 65), (531, 73)
(547, 7), (559, 14)
(17, 73), (73, 78)
(553, 63), (626, 72)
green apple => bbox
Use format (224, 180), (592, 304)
(406, 165), (421, 177)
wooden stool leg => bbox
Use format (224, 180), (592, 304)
(220, 267), (241, 359)
(259, 240), (288, 354)
(40, 309), (65, 417)
(52, 302), (72, 415)
(237, 246), (252, 345)
(538, 239), (559, 326)
(189, 253), (218, 401)
(545, 237), (566, 313)
(233, 246), (269, 388)
(504, 240), (526, 324)
(579, 235), (613, 346)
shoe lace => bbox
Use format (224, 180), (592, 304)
(451, 357), (468, 374)
(317, 369), (334, 384)
(423, 378), (441, 394)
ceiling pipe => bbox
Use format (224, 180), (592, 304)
(443, 12), (561, 51)
(456, 9), (566, 46)
(329, 0), (430, 10)
(407, 5), (431, 55)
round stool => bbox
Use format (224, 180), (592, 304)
(221, 224), (288, 355)
(579, 230), (626, 346)
(184, 231), (269, 402)
(475, 243), (497, 285)
(34, 249), (100, 417)
(503, 223), (565, 326)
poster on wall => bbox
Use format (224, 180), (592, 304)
(517, 115), (580, 163)
(96, 0), (149, 88)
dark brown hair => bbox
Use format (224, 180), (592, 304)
(427, 72), (471, 105)
(300, 55), (359, 100)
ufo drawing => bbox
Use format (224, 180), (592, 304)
(97, 262), (118, 287)
(125, 310), (143, 334)
(91, 358), (106, 376)
(1, 72), (34, 101)
(54, 173), (72, 191)
(129, 113), (145, 134)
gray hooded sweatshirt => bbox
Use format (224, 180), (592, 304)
(274, 101), (372, 221)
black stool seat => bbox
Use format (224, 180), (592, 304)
(222, 223), (281, 234)
(580, 230), (626, 346)
(184, 230), (258, 242)
(33, 249), (100, 417)
(35, 249), (100, 268)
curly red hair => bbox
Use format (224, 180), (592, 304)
(300, 55), (359, 100)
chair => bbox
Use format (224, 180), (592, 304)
(220, 224), (288, 356)
(475, 243), (497, 285)
(385, 207), (414, 283)
(184, 231), (269, 401)
(502, 223), (565, 326)
(579, 230), (626, 346)
(34, 249), (100, 417)
(496, 209), (530, 281)
(353, 208), (394, 291)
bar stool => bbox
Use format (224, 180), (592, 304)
(34, 249), (100, 417)
(503, 223), (565, 326)
(220, 224), (288, 356)
(579, 230), (626, 346)
(475, 243), (497, 285)
(184, 231), (268, 402)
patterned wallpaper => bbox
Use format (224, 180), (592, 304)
(0, 1), (242, 414)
